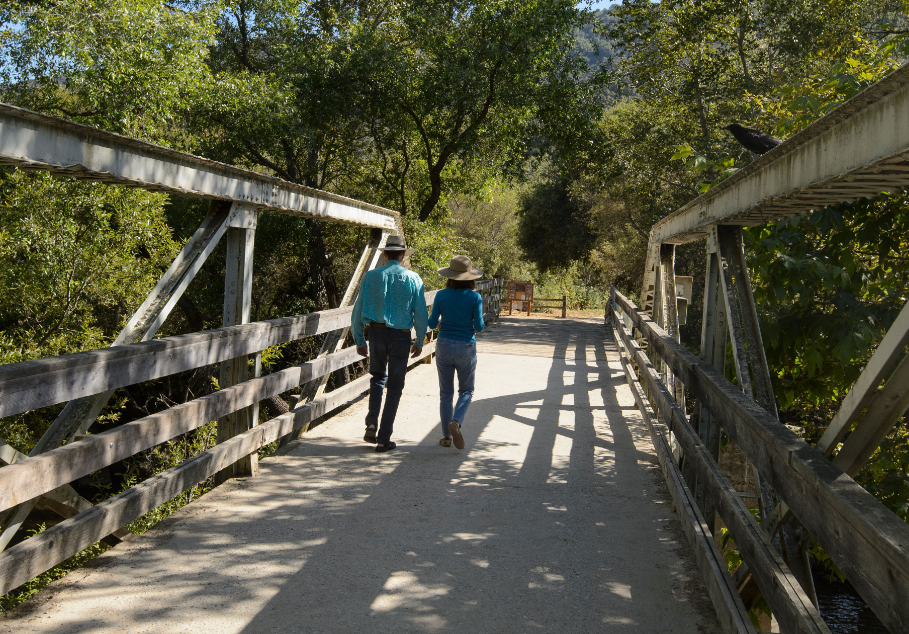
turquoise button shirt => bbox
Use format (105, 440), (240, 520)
(351, 261), (428, 348)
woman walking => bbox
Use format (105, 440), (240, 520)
(428, 255), (485, 450)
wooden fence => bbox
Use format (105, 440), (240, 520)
(0, 280), (503, 597)
(531, 295), (567, 318)
(609, 287), (909, 634)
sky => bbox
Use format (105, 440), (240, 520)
(587, 1), (617, 9)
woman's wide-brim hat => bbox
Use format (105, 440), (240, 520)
(382, 235), (414, 255)
(438, 255), (483, 281)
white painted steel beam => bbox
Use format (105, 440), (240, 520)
(649, 62), (909, 247)
(0, 103), (400, 231)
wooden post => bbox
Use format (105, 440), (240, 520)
(561, 294), (567, 318)
(216, 204), (259, 482)
(689, 237), (728, 531)
(715, 225), (818, 608)
(659, 244), (686, 413)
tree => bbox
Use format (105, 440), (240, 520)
(516, 178), (596, 272)
(348, 0), (596, 221)
(0, 0), (216, 144)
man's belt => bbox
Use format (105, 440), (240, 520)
(369, 322), (410, 332)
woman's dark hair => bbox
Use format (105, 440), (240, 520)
(446, 278), (476, 290)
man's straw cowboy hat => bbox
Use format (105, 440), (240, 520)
(438, 255), (483, 281)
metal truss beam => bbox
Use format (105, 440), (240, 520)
(0, 103), (400, 231)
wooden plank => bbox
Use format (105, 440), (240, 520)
(613, 309), (830, 634)
(694, 250), (726, 526)
(217, 210), (259, 481)
(0, 346), (363, 512)
(0, 307), (353, 418)
(613, 288), (909, 634)
(27, 202), (235, 458)
(610, 312), (755, 634)
(0, 103), (400, 230)
(718, 226), (778, 416)
(818, 297), (909, 455)
(0, 441), (130, 549)
(2, 203), (268, 553)
(0, 341), (436, 596)
(833, 349), (909, 476)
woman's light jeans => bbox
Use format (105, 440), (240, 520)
(435, 337), (477, 436)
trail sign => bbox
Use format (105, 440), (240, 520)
(508, 280), (534, 316)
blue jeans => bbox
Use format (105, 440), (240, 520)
(367, 327), (412, 444)
(435, 337), (477, 437)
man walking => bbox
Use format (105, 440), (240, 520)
(351, 235), (428, 452)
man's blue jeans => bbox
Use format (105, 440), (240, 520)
(367, 327), (412, 444)
(435, 337), (477, 437)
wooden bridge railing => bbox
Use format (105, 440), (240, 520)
(0, 99), (506, 601)
(610, 288), (909, 634)
(609, 61), (909, 634)
(0, 280), (502, 597)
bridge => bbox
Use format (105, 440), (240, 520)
(2, 61), (909, 633)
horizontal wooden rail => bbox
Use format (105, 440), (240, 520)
(611, 302), (828, 634)
(612, 288), (909, 634)
(475, 279), (501, 292)
(611, 316), (755, 633)
(0, 346), (363, 512)
(0, 291), (439, 419)
(0, 342), (436, 596)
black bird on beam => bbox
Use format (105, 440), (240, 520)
(722, 123), (781, 155)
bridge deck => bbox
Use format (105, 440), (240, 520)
(4, 317), (721, 633)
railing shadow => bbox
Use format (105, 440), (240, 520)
(7, 321), (719, 633)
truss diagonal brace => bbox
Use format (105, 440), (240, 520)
(0, 201), (238, 552)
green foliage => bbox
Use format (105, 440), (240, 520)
(450, 185), (524, 281)
(670, 143), (739, 193)
(0, 170), (179, 365)
(196, 0), (596, 223)
(517, 179), (596, 272)
(745, 193), (909, 410)
(0, 0), (216, 143)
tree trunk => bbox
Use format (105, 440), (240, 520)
(303, 218), (341, 309)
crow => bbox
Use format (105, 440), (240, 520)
(722, 123), (781, 155)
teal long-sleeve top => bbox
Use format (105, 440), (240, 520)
(428, 288), (485, 344)
(351, 261), (428, 348)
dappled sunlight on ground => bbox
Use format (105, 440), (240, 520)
(4, 317), (721, 634)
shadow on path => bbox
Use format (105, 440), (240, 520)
(6, 320), (721, 634)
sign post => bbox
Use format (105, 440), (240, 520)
(507, 280), (534, 316)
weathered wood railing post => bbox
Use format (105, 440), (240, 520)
(688, 232), (728, 532)
(713, 225), (818, 607)
(217, 204), (259, 482)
